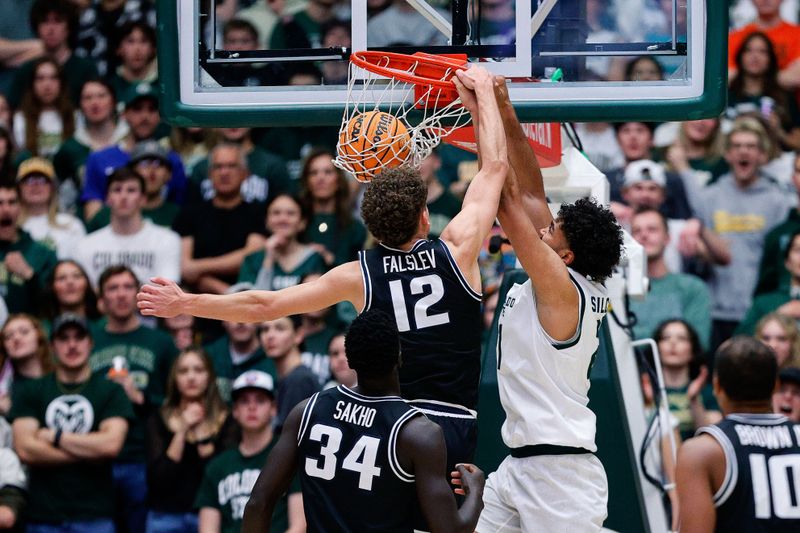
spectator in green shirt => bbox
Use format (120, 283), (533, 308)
(196, 370), (304, 533)
(298, 148), (367, 268)
(238, 194), (325, 291)
(738, 230), (800, 335)
(9, 313), (132, 532)
(89, 265), (178, 533)
(629, 207), (713, 348)
(0, 182), (58, 315)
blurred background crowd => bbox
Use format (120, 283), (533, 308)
(0, 0), (800, 532)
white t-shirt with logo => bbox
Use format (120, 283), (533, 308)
(74, 219), (181, 287)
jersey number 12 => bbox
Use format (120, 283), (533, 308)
(388, 275), (450, 332)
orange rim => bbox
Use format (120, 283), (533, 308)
(350, 51), (468, 89)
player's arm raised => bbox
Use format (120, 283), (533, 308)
(496, 80), (551, 231)
(241, 401), (306, 533)
(137, 261), (363, 322)
(440, 66), (508, 289)
(400, 416), (485, 533)
(497, 165), (579, 341)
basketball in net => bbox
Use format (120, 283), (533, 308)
(337, 110), (412, 182)
(333, 52), (472, 182)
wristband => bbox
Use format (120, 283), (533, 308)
(53, 428), (63, 448)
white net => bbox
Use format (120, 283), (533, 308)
(333, 54), (472, 183)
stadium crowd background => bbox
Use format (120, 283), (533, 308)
(1, 0), (800, 531)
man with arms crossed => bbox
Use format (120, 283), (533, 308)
(477, 83), (624, 532)
(676, 336), (800, 532)
(241, 309), (485, 533)
(137, 65), (507, 470)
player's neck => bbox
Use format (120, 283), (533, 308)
(723, 402), (774, 416)
(354, 373), (400, 397)
(240, 426), (273, 455)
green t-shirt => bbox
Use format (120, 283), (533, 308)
(427, 190), (461, 239)
(629, 272), (712, 349)
(0, 230), (58, 315)
(204, 336), (278, 403)
(90, 325), (178, 461)
(238, 248), (325, 290)
(85, 202), (181, 232)
(8, 373), (134, 522)
(300, 325), (341, 385)
(303, 213), (367, 267)
(195, 440), (298, 533)
(666, 383), (719, 441)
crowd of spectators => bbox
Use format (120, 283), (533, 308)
(0, 0), (800, 531)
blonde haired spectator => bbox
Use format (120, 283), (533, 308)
(755, 312), (800, 368)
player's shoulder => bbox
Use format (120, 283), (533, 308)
(679, 432), (725, 468)
(397, 411), (440, 447)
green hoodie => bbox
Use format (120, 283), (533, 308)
(0, 230), (57, 314)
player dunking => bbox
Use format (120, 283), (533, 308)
(137, 65), (508, 471)
(474, 83), (624, 532)
(676, 336), (800, 532)
(240, 309), (485, 532)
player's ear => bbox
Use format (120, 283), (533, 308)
(560, 249), (575, 266)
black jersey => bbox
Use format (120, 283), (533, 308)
(698, 414), (800, 532)
(359, 239), (482, 409)
(297, 386), (423, 533)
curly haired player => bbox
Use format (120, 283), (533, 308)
(137, 65), (508, 475)
(474, 83), (624, 532)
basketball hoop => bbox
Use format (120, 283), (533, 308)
(334, 51), (473, 182)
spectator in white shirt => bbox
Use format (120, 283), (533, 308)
(74, 166), (180, 288)
(17, 157), (85, 259)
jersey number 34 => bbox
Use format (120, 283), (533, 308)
(305, 423), (382, 491)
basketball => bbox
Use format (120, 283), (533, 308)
(338, 110), (411, 182)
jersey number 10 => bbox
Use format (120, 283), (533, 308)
(750, 453), (800, 519)
(388, 274), (451, 332)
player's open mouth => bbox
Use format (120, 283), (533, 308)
(0, 217), (13, 227)
(779, 404), (792, 414)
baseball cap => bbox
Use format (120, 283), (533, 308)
(129, 140), (170, 165)
(623, 160), (667, 189)
(122, 82), (159, 109)
(16, 157), (55, 182)
(51, 313), (90, 340)
(231, 370), (275, 399)
(778, 367), (800, 387)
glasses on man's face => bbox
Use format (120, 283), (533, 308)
(21, 174), (51, 186)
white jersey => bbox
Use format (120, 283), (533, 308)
(496, 267), (608, 451)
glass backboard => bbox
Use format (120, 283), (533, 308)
(158, 0), (726, 126)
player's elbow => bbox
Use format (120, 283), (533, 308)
(248, 292), (277, 323)
(483, 159), (509, 179)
